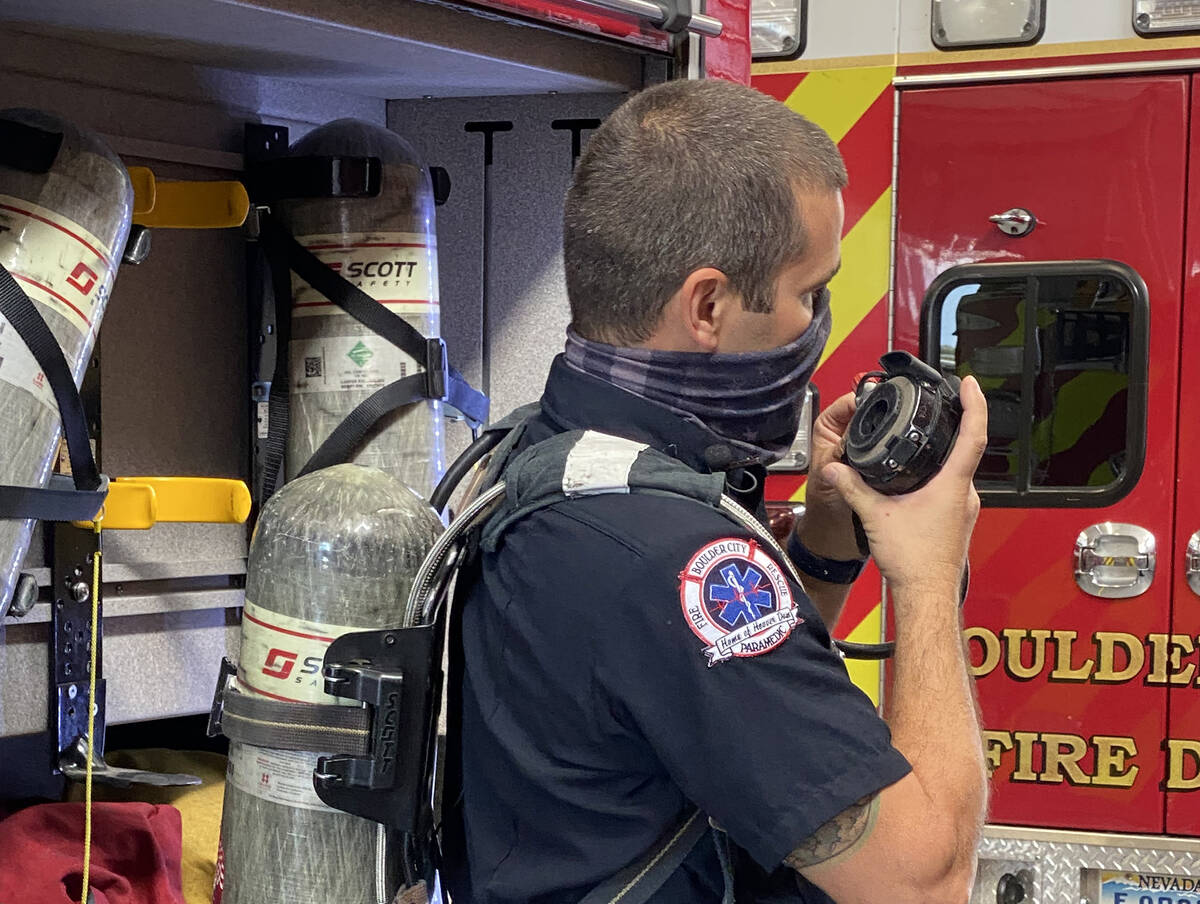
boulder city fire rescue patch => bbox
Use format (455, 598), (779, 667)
(680, 538), (801, 666)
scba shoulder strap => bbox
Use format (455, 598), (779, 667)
(254, 211), (489, 500)
(0, 263), (107, 522)
(457, 426), (758, 904)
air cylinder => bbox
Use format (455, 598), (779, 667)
(215, 463), (441, 904)
(0, 109), (132, 613)
(277, 119), (445, 496)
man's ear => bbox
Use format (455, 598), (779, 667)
(671, 267), (738, 351)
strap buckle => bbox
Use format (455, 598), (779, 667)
(313, 625), (439, 829)
(424, 337), (449, 401)
(206, 657), (238, 740)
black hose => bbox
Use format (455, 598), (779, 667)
(833, 562), (970, 660)
(835, 639), (895, 660)
(430, 429), (506, 516)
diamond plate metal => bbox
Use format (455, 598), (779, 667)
(973, 827), (1200, 904)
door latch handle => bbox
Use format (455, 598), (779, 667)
(1187, 531), (1200, 597)
(1074, 523), (1156, 598)
(988, 207), (1037, 237)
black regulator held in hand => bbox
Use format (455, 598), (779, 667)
(843, 351), (963, 495)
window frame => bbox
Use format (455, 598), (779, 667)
(750, 0), (807, 62)
(918, 259), (1149, 509)
(930, 0), (1047, 51)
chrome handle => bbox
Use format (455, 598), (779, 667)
(989, 207), (1037, 237)
(1074, 523), (1156, 599)
(1187, 531), (1200, 596)
(574, 0), (724, 36)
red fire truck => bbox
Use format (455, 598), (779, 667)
(1, 0), (1200, 901)
(756, 2), (1200, 901)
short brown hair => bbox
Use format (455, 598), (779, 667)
(563, 78), (847, 345)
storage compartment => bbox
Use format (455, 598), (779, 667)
(0, 0), (649, 759)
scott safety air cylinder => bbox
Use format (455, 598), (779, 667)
(276, 119), (445, 497)
(215, 463), (441, 904)
(0, 110), (132, 613)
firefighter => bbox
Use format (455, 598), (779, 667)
(444, 79), (989, 903)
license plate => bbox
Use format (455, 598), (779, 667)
(1101, 871), (1200, 904)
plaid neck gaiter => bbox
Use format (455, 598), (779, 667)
(563, 299), (832, 466)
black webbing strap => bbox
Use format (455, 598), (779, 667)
(256, 213), (488, 499)
(260, 229), (294, 501)
(250, 155), (382, 202)
(297, 372), (433, 479)
(0, 263), (108, 521)
(219, 686), (371, 756)
(577, 808), (711, 904)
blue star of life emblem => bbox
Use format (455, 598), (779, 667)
(708, 562), (774, 628)
(682, 539), (802, 666)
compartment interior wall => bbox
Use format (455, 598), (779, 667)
(388, 92), (625, 461)
(0, 22), (629, 752)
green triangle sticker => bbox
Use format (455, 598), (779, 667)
(347, 340), (374, 368)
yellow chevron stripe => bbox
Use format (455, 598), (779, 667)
(821, 187), (891, 369)
(783, 65), (894, 143)
(784, 187), (892, 506)
(843, 604), (883, 706)
(776, 67), (895, 703)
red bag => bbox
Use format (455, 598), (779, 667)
(0, 802), (185, 904)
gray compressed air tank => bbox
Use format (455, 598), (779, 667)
(215, 463), (442, 904)
(0, 109), (132, 615)
(277, 119), (444, 496)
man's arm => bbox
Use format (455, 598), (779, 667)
(791, 392), (865, 628)
(786, 376), (990, 904)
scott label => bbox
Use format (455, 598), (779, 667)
(291, 232), (438, 317)
(0, 195), (116, 412)
(231, 600), (369, 812)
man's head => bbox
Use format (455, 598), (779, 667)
(563, 79), (847, 354)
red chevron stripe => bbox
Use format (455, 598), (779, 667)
(753, 71), (808, 103)
(836, 85), (894, 236)
(835, 561), (883, 635)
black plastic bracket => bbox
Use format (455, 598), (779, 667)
(50, 522), (105, 772)
(248, 155), (383, 202)
(430, 166), (452, 207)
(48, 345), (103, 776)
(658, 0), (694, 34)
(313, 625), (440, 831)
(0, 118), (63, 174)
(244, 123), (289, 167)
(424, 337), (448, 402)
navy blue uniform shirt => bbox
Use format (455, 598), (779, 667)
(447, 356), (911, 903)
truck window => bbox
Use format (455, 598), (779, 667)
(920, 261), (1149, 507)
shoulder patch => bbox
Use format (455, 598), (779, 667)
(679, 537), (802, 666)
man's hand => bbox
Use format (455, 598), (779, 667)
(791, 376), (991, 904)
(795, 391), (861, 562)
(819, 376), (987, 599)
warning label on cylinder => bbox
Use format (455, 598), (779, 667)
(291, 232), (438, 317)
(227, 743), (333, 812)
(0, 194), (116, 412)
(290, 334), (420, 396)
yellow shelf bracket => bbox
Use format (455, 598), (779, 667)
(75, 477), (251, 531)
(127, 166), (250, 229)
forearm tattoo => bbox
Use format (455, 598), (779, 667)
(784, 795), (878, 870)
